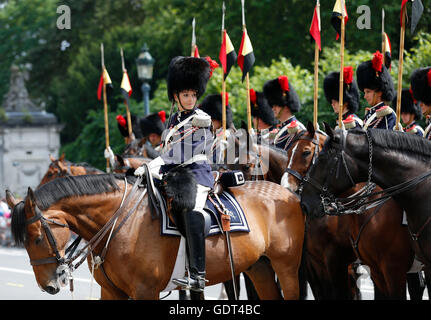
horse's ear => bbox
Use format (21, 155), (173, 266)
(57, 160), (67, 173)
(49, 154), (56, 162)
(116, 154), (125, 167)
(306, 121), (315, 137)
(25, 187), (36, 211)
(323, 122), (334, 139)
(5, 190), (18, 210)
(59, 152), (65, 162)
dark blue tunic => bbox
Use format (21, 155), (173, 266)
(273, 116), (304, 150)
(159, 109), (214, 188)
(363, 102), (396, 130)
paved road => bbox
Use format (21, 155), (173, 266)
(0, 246), (428, 300)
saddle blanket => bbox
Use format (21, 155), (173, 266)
(160, 190), (250, 237)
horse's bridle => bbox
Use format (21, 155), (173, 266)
(284, 130), (322, 193)
(298, 129), (374, 215)
(23, 203), (70, 266)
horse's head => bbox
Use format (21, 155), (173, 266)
(38, 154), (69, 187)
(282, 121), (327, 192)
(299, 123), (362, 219)
(123, 138), (147, 156)
(10, 187), (71, 295)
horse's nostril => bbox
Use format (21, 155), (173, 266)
(45, 285), (59, 295)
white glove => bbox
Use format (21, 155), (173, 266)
(134, 156), (165, 180)
(104, 147), (115, 168)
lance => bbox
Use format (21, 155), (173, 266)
(395, 4), (407, 131)
(382, 9), (386, 66)
(338, 0), (346, 130)
(312, 0), (321, 130)
(241, 0), (253, 134)
(191, 17), (197, 57)
(120, 48), (133, 144)
(101, 43), (111, 172)
(221, 2), (227, 143)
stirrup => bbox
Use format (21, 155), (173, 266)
(172, 275), (207, 292)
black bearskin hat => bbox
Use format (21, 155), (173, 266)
(167, 56), (210, 101)
(263, 75), (301, 112)
(356, 51), (395, 101)
(393, 88), (422, 121)
(410, 67), (431, 106)
(250, 89), (278, 126)
(116, 114), (143, 139)
(323, 67), (360, 113)
(199, 93), (233, 128)
(139, 111), (166, 136)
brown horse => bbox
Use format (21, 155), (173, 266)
(8, 173), (305, 300)
(284, 122), (425, 300)
(38, 154), (104, 187)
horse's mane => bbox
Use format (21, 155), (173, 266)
(11, 174), (137, 245)
(35, 174), (134, 210)
(351, 128), (431, 160)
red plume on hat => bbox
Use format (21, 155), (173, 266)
(343, 66), (353, 85)
(427, 69), (431, 87)
(204, 56), (219, 78)
(278, 75), (290, 93)
(250, 88), (257, 106)
(372, 51), (383, 74)
(158, 110), (166, 123)
(116, 114), (127, 128)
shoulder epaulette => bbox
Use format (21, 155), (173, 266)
(376, 105), (394, 118)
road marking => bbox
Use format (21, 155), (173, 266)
(6, 282), (24, 288)
(0, 266), (93, 283)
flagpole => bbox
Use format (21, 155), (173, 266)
(395, 5), (407, 131)
(338, 0), (346, 130)
(101, 43), (111, 172)
(120, 48), (133, 144)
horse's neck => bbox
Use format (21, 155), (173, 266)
(266, 147), (287, 183)
(58, 192), (125, 241)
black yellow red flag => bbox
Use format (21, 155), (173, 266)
(237, 30), (255, 82)
(97, 67), (113, 100)
(331, 0), (348, 41)
(219, 30), (237, 80)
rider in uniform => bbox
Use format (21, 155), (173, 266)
(135, 56), (214, 292)
(198, 92), (235, 166)
(323, 66), (363, 130)
(249, 88), (279, 144)
(356, 51), (398, 130)
(139, 111), (167, 158)
(410, 67), (431, 140)
(393, 88), (424, 137)
(263, 75), (305, 149)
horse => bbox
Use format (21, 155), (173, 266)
(283, 122), (430, 299)
(7, 172), (305, 300)
(299, 124), (431, 298)
(38, 154), (104, 187)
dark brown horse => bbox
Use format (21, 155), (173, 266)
(287, 123), (427, 300)
(8, 173), (305, 300)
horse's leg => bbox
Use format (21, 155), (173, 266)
(425, 268), (431, 300)
(379, 263), (407, 300)
(243, 257), (283, 300)
(100, 286), (129, 300)
(325, 250), (353, 300)
(407, 273), (425, 300)
(369, 270), (388, 300)
(223, 276), (241, 300)
(179, 289), (190, 300)
(243, 273), (260, 300)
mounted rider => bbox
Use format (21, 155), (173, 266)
(134, 56), (215, 292)
(263, 75), (305, 149)
(139, 111), (167, 158)
(393, 88), (424, 137)
(198, 92), (235, 166)
(249, 88), (278, 144)
(410, 66), (431, 140)
(323, 66), (363, 130)
(356, 51), (398, 130)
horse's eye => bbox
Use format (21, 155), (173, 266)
(35, 235), (43, 245)
(302, 150), (312, 157)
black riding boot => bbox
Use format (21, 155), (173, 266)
(172, 210), (207, 292)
